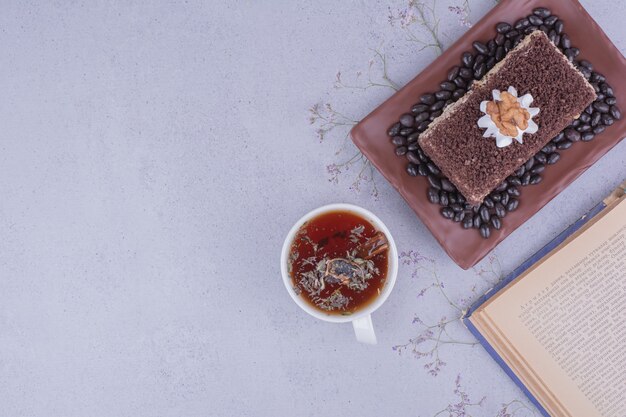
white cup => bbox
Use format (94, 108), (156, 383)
(280, 203), (398, 344)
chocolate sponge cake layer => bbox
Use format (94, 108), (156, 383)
(418, 31), (596, 205)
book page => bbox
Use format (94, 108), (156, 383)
(477, 196), (626, 417)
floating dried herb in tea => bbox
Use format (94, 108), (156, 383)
(287, 210), (389, 315)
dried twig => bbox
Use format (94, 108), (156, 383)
(393, 251), (480, 376)
(448, 0), (472, 28)
(308, 102), (358, 143)
(389, 0), (444, 55)
(495, 399), (538, 416)
(334, 50), (399, 92)
(431, 374), (486, 416)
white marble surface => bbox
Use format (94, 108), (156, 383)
(0, 1), (624, 416)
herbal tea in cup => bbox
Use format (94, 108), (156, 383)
(281, 204), (398, 344)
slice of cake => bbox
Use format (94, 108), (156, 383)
(418, 31), (596, 206)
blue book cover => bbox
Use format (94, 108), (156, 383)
(463, 182), (625, 417)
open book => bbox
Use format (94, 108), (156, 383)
(464, 181), (626, 417)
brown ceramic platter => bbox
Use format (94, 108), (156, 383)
(351, 0), (626, 269)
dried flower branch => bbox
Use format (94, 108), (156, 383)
(472, 253), (503, 286)
(431, 374), (486, 416)
(326, 152), (379, 198)
(449, 0), (472, 28)
(308, 0), (484, 199)
(334, 50), (399, 92)
(496, 399), (538, 417)
(393, 251), (479, 376)
(388, 0), (444, 55)
(308, 102), (358, 143)
(308, 101), (380, 198)
(393, 314), (478, 376)
(309, 48), (399, 199)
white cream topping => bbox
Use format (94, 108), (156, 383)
(477, 86), (540, 148)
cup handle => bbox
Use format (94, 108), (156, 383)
(352, 314), (377, 344)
